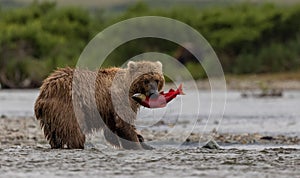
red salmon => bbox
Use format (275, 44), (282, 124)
(132, 84), (185, 108)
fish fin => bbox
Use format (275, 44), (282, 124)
(178, 83), (185, 95)
(168, 89), (175, 92)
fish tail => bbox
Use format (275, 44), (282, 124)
(178, 83), (185, 95)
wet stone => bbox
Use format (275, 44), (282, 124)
(202, 140), (221, 150)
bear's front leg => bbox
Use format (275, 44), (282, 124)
(115, 119), (143, 150)
(137, 134), (154, 150)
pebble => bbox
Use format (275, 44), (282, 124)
(202, 140), (220, 150)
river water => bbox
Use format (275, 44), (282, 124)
(0, 89), (299, 178)
(1, 89), (299, 136)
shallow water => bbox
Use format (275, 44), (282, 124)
(0, 89), (38, 117)
(137, 89), (300, 137)
(1, 89), (300, 136)
(0, 89), (300, 177)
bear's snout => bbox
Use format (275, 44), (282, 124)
(146, 80), (159, 98)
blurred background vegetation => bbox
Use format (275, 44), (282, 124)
(0, 0), (300, 88)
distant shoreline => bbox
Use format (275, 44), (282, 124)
(167, 71), (300, 91)
(1, 71), (300, 90)
(193, 79), (300, 91)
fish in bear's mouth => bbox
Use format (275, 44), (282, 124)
(132, 84), (184, 108)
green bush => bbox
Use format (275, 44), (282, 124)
(234, 34), (300, 74)
(185, 62), (207, 80)
(0, 2), (93, 88)
(1, 1), (300, 88)
(105, 2), (300, 75)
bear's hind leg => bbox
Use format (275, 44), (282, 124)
(66, 130), (85, 149)
(65, 118), (86, 149)
(39, 119), (64, 149)
(49, 131), (64, 149)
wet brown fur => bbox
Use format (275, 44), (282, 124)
(34, 61), (164, 149)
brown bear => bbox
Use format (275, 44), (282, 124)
(34, 61), (165, 150)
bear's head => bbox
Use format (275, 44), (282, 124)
(128, 61), (165, 98)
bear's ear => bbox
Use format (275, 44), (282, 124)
(128, 61), (137, 72)
(156, 61), (162, 70)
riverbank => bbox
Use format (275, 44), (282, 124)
(0, 117), (299, 178)
(190, 71), (300, 90)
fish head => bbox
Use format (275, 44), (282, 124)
(131, 93), (146, 103)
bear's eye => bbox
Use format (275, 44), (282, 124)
(155, 80), (159, 84)
(144, 80), (149, 85)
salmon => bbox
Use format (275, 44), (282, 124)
(132, 84), (185, 108)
